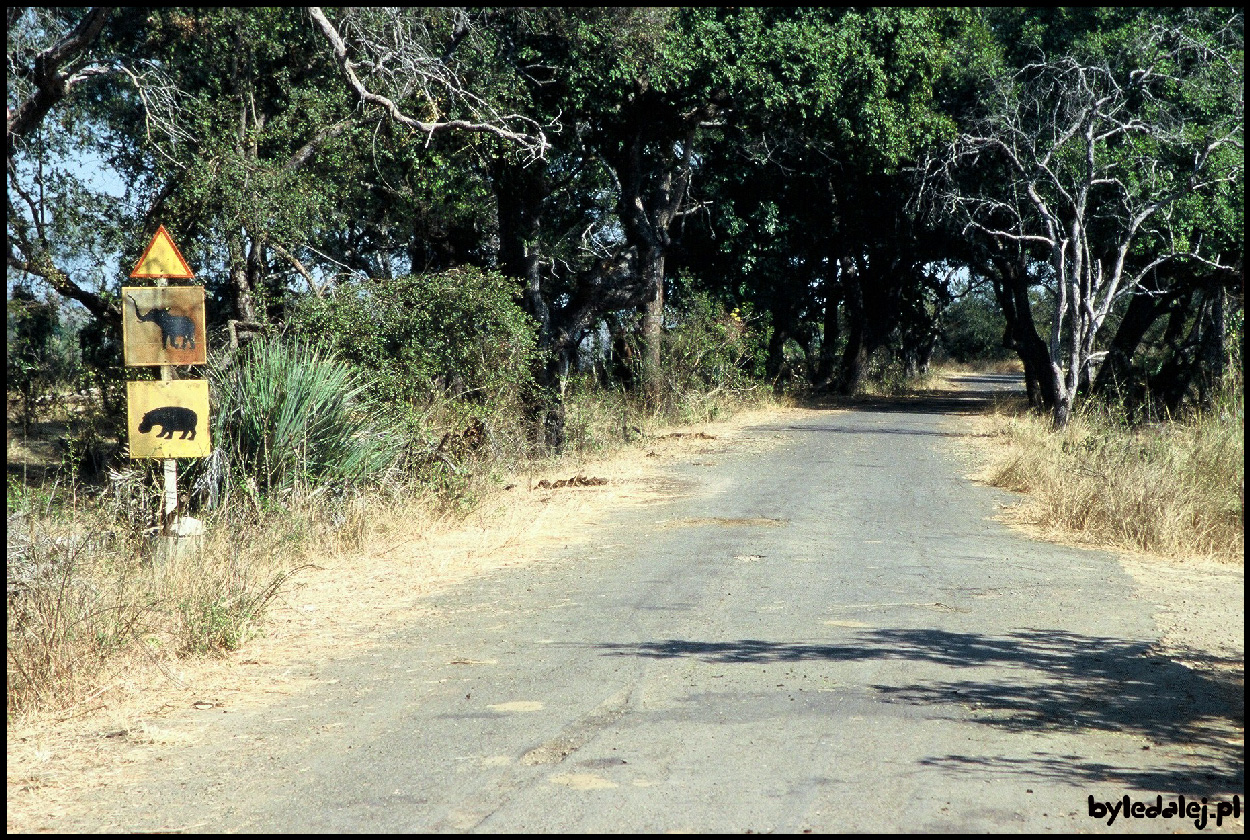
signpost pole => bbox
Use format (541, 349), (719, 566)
(158, 276), (178, 533)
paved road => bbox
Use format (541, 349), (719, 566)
(72, 376), (1243, 833)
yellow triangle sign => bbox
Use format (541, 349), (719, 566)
(130, 224), (194, 279)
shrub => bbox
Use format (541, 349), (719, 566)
(7, 286), (81, 430)
(939, 293), (1012, 363)
(287, 267), (539, 412)
(208, 338), (406, 499)
(662, 293), (769, 395)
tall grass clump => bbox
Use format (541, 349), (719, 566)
(7, 493), (148, 715)
(208, 337), (407, 500)
(983, 367), (1243, 562)
(556, 293), (772, 453)
(6, 461), (331, 717)
(656, 292), (770, 422)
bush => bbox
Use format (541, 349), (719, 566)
(7, 286), (81, 430)
(287, 267), (539, 412)
(208, 338), (406, 499)
(661, 293), (769, 397)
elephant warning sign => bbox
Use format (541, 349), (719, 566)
(122, 286), (207, 366)
(126, 379), (211, 459)
(129, 224), (195, 280)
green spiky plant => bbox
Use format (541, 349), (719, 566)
(210, 338), (406, 500)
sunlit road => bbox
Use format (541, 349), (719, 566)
(66, 376), (1243, 833)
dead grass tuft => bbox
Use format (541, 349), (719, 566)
(4, 493), (332, 722)
(970, 388), (1243, 564)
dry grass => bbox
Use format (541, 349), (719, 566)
(970, 385), (1244, 564)
(855, 357), (1025, 398)
(931, 357), (1025, 376)
(5, 492), (340, 723)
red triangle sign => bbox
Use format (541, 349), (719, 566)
(130, 225), (194, 279)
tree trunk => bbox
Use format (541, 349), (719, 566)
(640, 245), (666, 407)
(985, 253), (1057, 412)
(227, 231), (258, 323)
(493, 156), (565, 449)
(766, 324), (791, 385)
(1150, 285), (1228, 413)
(835, 256), (866, 395)
(1050, 368), (1073, 428)
(1091, 289), (1170, 401)
(815, 275), (841, 389)
(1197, 285), (1227, 404)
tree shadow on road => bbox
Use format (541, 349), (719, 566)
(798, 373), (1030, 418)
(593, 628), (1244, 795)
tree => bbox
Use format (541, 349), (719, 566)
(7, 285), (79, 432)
(556, 8), (732, 406)
(8, 7), (363, 332)
(673, 8), (967, 394)
(120, 7), (362, 325)
(935, 8), (1243, 425)
(7, 7), (124, 325)
(306, 7), (551, 161)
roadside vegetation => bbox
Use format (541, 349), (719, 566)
(976, 357), (1244, 564)
(6, 276), (777, 719)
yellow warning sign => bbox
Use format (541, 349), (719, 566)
(129, 224), (194, 279)
(122, 286), (207, 366)
(127, 380), (211, 459)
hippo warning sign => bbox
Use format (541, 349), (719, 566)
(126, 380), (211, 458)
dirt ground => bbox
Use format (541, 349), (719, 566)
(6, 388), (1243, 832)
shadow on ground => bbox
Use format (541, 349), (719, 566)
(797, 373), (1029, 418)
(591, 629), (1244, 796)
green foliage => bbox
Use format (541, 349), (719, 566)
(7, 287), (80, 428)
(210, 338), (405, 498)
(76, 308), (125, 416)
(940, 293), (1012, 363)
(287, 267), (539, 411)
(660, 292), (770, 401)
(177, 566), (293, 655)
(8, 6), (1241, 437)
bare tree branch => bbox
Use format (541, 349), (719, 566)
(306, 7), (550, 160)
(932, 11), (1243, 425)
(7, 7), (114, 157)
(268, 240), (324, 298)
(6, 252), (120, 324)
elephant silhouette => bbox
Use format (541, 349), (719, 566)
(138, 406), (198, 439)
(130, 295), (196, 350)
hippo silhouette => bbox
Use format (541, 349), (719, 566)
(138, 406), (198, 439)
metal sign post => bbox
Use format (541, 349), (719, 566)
(158, 276), (178, 530)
